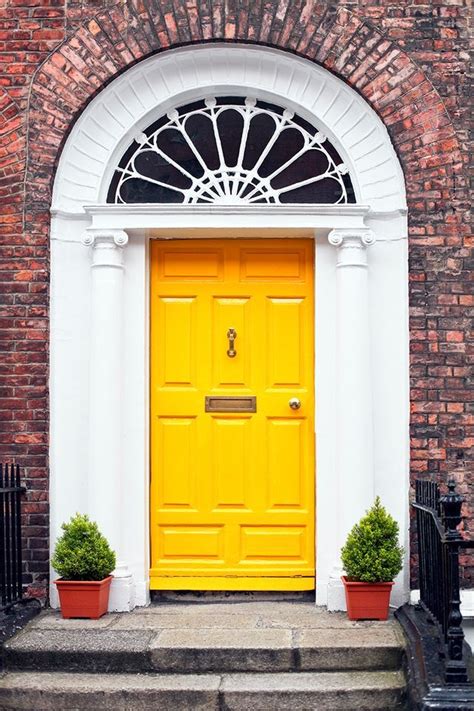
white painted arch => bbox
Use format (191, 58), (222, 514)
(49, 44), (410, 612)
(53, 44), (406, 213)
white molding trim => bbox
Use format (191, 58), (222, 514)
(52, 44), (406, 214)
(52, 205), (408, 220)
(81, 204), (370, 232)
(50, 205), (408, 242)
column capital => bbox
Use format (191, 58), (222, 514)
(81, 229), (129, 268)
(328, 228), (375, 248)
(81, 229), (129, 248)
(328, 229), (375, 268)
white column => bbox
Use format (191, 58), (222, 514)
(326, 228), (375, 611)
(81, 229), (135, 612)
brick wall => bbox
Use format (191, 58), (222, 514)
(0, 0), (471, 598)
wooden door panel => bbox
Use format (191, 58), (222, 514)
(155, 418), (198, 510)
(239, 526), (308, 562)
(158, 525), (225, 562)
(150, 239), (314, 590)
(159, 248), (224, 280)
(266, 298), (304, 388)
(212, 297), (251, 388)
(267, 418), (305, 510)
(239, 248), (305, 280)
(156, 297), (197, 387)
(211, 417), (251, 511)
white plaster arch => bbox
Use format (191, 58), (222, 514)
(49, 43), (410, 613)
(53, 44), (406, 213)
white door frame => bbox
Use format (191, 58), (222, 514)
(49, 44), (410, 612)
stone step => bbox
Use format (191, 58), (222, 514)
(4, 623), (404, 674)
(0, 670), (407, 710)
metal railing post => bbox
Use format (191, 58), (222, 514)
(440, 481), (469, 684)
(0, 463), (26, 612)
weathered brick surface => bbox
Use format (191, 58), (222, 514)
(0, 1), (472, 597)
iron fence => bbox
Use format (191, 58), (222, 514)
(0, 464), (26, 612)
(413, 479), (474, 685)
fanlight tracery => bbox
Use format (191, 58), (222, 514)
(107, 97), (355, 205)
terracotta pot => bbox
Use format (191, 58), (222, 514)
(341, 576), (394, 621)
(54, 576), (113, 619)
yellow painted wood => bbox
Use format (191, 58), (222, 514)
(149, 577), (316, 591)
(150, 239), (315, 590)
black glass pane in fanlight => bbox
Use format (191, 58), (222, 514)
(133, 151), (192, 190)
(280, 177), (344, 204)
(343, 173), (356, 203)
(255, 99), (284, 116)
(107, 170), (121, 203)
(217, 109), (244, 167)
(259, 128), (304, 178)
(185, 113), (220, 171)
(119, 178), (184, 203)
(242, 113), (276, 171)
(156, 129), (204, 179)
(271, 150), (330, 190)
(218, 96), (246, 106)
(323, 139), (343, 166)
(178, 99), (205, 115)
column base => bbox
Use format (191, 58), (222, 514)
(108, 563), (136, 612)
(327, 568), (347, 612)
(134, 577), (150, 608)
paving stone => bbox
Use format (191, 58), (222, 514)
(30, 612), (119, 630)
(297, 628), (404, 671)
(138, 602), (392, 630)
(5, 630), (156, 673)
(0, 671), (220, 710)
(150, 628), (294, 672)
(140, 601), (322, 615)
(220, 670), (406, 710)
(112, 611), (261, 630)
(261, 611), (392, 629)
(299, 626), (403, 646)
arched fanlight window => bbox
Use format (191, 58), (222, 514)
(107, 97), (356, 205)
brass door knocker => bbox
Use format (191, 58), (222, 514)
(226, 328), (237, 358)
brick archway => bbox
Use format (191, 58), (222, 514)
(27, 5), (464, 213)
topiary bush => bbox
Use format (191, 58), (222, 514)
(341, 497), (404, 583)
(51, 514), (116, 581)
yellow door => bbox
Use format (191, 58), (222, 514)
(150, 239), (315, 590)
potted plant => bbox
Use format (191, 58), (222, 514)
(52, 513), (116, 619)
(341, 497), (403, 620)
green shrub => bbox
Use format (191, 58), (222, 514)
(51, 514), (116, 581)
(341, 497), (404, 583)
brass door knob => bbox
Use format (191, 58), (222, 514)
(289, 398), (301, 410)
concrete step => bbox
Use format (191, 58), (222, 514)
(0, 670), (407, 710)
(4, 623), (404, 673)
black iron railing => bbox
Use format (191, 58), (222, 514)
(0, 464), (26, 612)
(414, 479), (474, 685)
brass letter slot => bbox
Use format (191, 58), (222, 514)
(205, 396), (257, 413)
